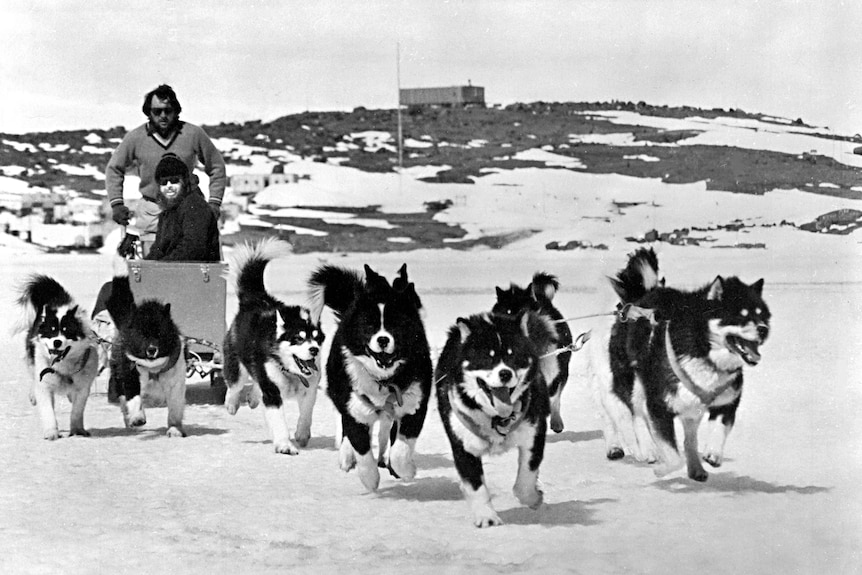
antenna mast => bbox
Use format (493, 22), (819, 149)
(396, 41), (403, 170)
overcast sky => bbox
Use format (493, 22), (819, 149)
(2, 0), (861, 136)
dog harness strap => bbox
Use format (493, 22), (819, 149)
(664, 324), (734, 404)
(618, 303), (658, 325)
(40, 348), (93, 382)
(141, 341), (182, 377)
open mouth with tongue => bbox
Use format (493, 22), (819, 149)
(726, 335), (761, 366)
(367, 347), (398, 369)
(293, 356), (318, 377)
(477, 378), (516, 418)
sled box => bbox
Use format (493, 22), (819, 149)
(126, 260), (227, 357)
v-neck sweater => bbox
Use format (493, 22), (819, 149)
(105, 121), (226, 207)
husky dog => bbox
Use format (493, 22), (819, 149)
(107, 269), (187, 437)
(593, 248), (771, 481)
(223, 238), (324, 454)
(16, 275), (99, 440)
(493, 272), (572, 433)
(308, 263), (432, 492)
(436, 311), (556, 527)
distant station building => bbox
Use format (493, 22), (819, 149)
(399, 83), (485, 108)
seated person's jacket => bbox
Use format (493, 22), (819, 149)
(146, 188), (220, 262)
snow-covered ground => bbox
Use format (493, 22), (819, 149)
(1, 114), (861, 573)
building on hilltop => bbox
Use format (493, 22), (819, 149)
(399, 83), (485, 108)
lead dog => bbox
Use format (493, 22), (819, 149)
(308, 263), (432, 492)
(593, 248), (771, 480)
(107, 268), (187, 437)
(436, 311), (556, 527)
(16, 275), (99, 440)
(493, 272), (573, 433)
(223, 238), (325, 454)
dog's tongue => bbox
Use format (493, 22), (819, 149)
(490, 387), (514, 417)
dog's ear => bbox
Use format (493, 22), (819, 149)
(495, 286), (505, 299)
(751, 278), (764, 295)
(456, 317), (471, 341)
(707, 276), (724, 300)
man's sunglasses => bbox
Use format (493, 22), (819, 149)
(151, 107), (175, 116)
(159, 176), (182, 185)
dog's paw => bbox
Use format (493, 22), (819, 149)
(338, 439), (356, 472)
(357, 462), (380, 492)
(606, 446), (625, 460)
(224, 392), (240, 415)
(472, 508), (503, 528)
(69, 428), (90, 438)
(388, 441), (416, 481)
(293, 429), (311, 448)
(166, 426), (186, 438)
(550, 413), (565, 434)
(702, 452), (723, 468)
(514, 485), (544, 509)
(274, 440), (299, 455)
(128, 413), (146, 427)
(43, 429), (61, 441)
(652, 458), (683, 478)
(247, 386), (262, 410)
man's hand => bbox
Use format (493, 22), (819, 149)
(208, 202), (221, 220)
(112, 204), (131, 226)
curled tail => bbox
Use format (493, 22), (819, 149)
(227, 238), (292, 302)
(307, 265), (366, 323)
(609, 248), (661, 303)
(106, 274), (135, 329)
(14, 274), (75, 334)
(530, 272), (561, 303)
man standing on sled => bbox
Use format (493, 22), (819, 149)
(105, 84), (226, 256)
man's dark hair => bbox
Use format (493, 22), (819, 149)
(142, 84), (182, 116)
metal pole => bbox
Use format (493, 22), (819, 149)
(396, 41), (403, 170)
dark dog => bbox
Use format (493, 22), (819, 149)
(107, 268), (187, 437)
(16, 275), (99, 440)
(436, 311), (556, 527)
(308, 263), (432, 491)
(223, 238), (324, 454)
(592, 248), (771, 480)
(493, 272), (572, 432)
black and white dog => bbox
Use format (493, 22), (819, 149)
(436, 311), (556, 527)
(107, 268), (187, 437)
(308, 263), (432, 492)
(16, 275), (99, 440)
(493, 272), (572, 433)
(223, 238), (324, 454)
(592, 248), (771, 481)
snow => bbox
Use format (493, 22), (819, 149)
(1, 114), (861, 573)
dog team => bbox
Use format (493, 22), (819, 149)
(15, 240), (771, 527)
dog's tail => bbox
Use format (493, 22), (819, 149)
(106, 272), (136, 329)
(227, 238), (293, 302)
(307, 265), (366, 324)
(530, 272), (561, 303)
(13, 274), (75, 334)
(609, 248), (661, 303)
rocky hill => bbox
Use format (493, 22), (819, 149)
(3, 101), (861, 200)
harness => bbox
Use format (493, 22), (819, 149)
(134, 342), (182, 379)
(358, 379), (404, 419)
(271, 355), (310, 388)
(664, 324), (739, 405)
(450, 377), (533, 442)
(39, 347), (93, 382)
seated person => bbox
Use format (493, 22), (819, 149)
(146, 153), (220, 262)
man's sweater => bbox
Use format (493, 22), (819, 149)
(106, 121), (226, 207)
